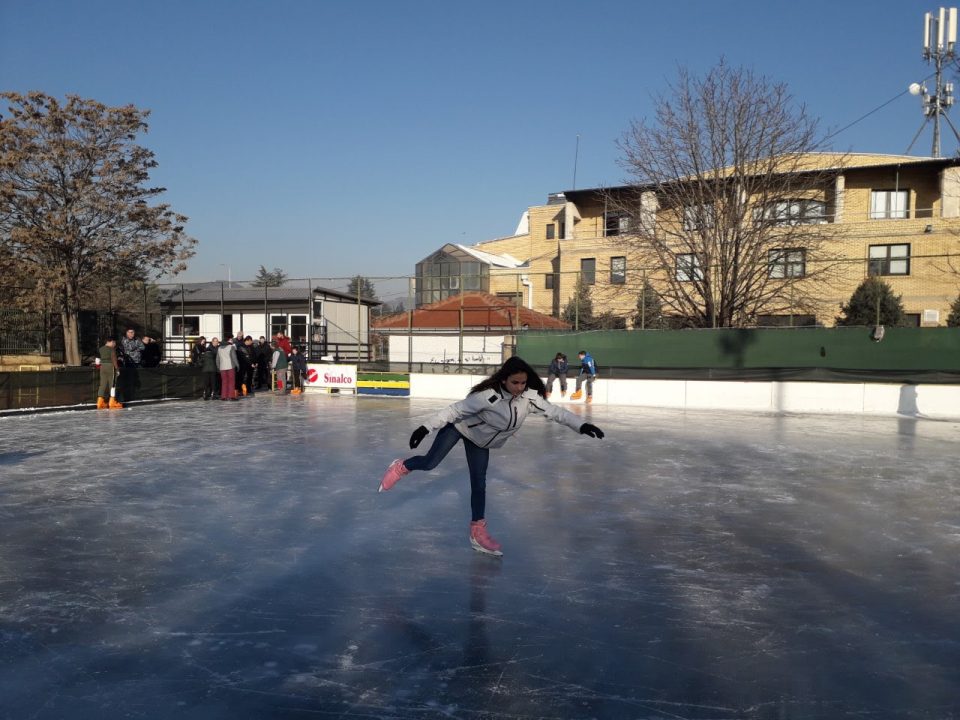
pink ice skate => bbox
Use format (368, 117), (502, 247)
(378, 459), (409, 493)
(470, 519), (503, 556)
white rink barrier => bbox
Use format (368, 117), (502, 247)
(407, 374), (960, 420)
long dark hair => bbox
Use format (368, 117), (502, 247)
(471, 356), (546, 398)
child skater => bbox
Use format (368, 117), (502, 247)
(378, 356), (605, 556)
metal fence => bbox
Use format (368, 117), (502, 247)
(4, 256), (960, 369)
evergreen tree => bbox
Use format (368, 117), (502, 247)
(562, 277), (594, 330)
(634, 281), (666, 329)
(251, 265), (287, 287)
(947, 293), (960, 327)
(347, 275), (378, 300)
(836, 277), (905, 327)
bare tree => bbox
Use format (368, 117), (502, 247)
(0, 92), (196, 364)
(609, 61), (845, 328)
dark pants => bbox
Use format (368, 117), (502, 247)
(575, 374), (594, 397)
(404, 423), (490, 522)
(546, 372), (567, 394)
(202, 371), (217, 399)
(291, 367), (304, 390)
(116, 365), (139, 402)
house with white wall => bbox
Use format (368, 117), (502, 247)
(158, 285), (379, 362)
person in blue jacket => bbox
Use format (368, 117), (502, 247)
(377, 356), (604, 557)
(569, 349), (596, 403)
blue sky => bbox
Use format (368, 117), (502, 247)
(0, 0), (947, 287)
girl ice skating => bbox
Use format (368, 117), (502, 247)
(378, 356), (605, 556)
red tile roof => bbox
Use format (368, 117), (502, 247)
(373, 292), (570, 330)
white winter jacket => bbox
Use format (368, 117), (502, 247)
(424, 386), (584, 449)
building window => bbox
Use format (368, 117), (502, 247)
(290, 315), (308, 346)
(171, 315), (200, 336)
(768, 248), (806, 278)
(870, 190), (909, 219)
(683, 204), (715, 231)
(270, 315), (288, 337)
(610, 256), (626, 284)
(868, 244), (910, 276)
(546, 223), (556, 240)
(581, 258), (596, 285)
(676, 253), (702, 282)
(758, 200), (826, 225)
(604, 212), (630, 236)
(558, 221), (566, 239)
(545, 273), (556, 290)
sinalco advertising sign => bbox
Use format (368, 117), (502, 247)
(305, 363), (357, 391)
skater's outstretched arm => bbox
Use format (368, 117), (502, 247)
(524, 393), (604, 439)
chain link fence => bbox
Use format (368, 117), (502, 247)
(2, 255), (959, 370)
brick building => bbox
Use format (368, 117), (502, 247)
(416, 153), (960, 327)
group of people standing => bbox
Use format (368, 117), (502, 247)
(190, 331), (308, 402)
(95, 328), (163, 409)
(545, 349), (598, 402)
(95, 329), (310, 408)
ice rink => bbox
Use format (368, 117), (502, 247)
(1, 393), (959, 719)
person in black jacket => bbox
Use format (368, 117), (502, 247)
(255, 337), (271, 390)
(545, 352), (568, 399)
(289, 345), (308, 394)
(235, 335), (253, 396)
(141, 336), (162, 368)
(190, 337), (206, 367)
(200, 338), (219, 400)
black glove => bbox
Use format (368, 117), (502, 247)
(579, 423), (604, 439)
(409, 425), (429, 449)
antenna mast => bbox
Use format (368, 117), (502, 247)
(572, 134), (580, 190)
(913, 8), (958, 157)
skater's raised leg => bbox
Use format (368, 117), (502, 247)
(379, 423), (461, 492)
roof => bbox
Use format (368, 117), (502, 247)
(157, 285), (380, 306)
(373, 292), (571, 331)
(452, 243), (524, 268)
(561, 153), (960, 203)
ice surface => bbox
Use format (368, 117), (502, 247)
(1, 395), (959, 719)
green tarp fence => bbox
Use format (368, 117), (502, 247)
(5, 327), (960, 413)
(517, 327), (960, 384)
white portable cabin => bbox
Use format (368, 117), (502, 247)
(158, 285), (380, 363)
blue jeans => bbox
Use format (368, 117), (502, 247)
(405, 423), (490, 522)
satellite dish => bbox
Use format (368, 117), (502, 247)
(909, 82), (923, 96)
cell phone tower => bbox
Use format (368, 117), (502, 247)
(908, 8), (958, 157)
